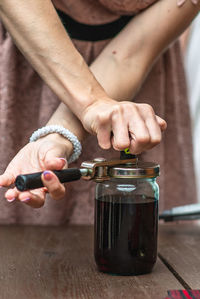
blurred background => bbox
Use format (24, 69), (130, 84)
(181, 12), (200, 202)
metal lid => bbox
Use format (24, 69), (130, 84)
(109, 161), (160, 179)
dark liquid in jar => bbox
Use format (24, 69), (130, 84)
(94, 195), (158, 275)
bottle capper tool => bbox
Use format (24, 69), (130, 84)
(15, 151), (139, 191)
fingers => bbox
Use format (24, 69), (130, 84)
(110, 103), (165, 154)
(111, 107), (130, 151)
(137, 104), (162, 151)
(96, 124), (112, 149)
(18, 189), (46, 208)
(0, 171), (16, 187)
(41, 170), (65, 200)
(5, 187), (46, 208)
(111, 104), (150, 153)
(128, 112), (151, 154)
(156, 115), (167, 131)
(83, 99), (167, 154)
(92, 101), (167, 154)
(5, 171), (65, 207)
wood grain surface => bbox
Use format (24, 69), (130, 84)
(0, 225), (183, 299)
(158, 221), (200, 290)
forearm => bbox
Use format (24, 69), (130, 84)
(91, 0), (200, 100)
(0, 0), (108, 119)
(46, 102), (87, 140)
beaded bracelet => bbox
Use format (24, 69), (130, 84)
(29, 125), (82, 164)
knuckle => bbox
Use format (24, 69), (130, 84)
(137, 134), (150, 145)
(114, 140), (130, 150)
(127, 102), (135, 110)
(51, 186), (65, 201)
(112, 103), (135, 121)
(96, 112), (109, 125)
(142, 103), (155, 114)
(122, 103), (135, 113)
(111, 104), (122, 116)
(151, 135), (161, 146)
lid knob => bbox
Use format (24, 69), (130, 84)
(120, 150), (137, 160)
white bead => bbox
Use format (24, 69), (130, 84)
(30, 125), (82, 164)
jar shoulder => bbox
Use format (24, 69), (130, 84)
(96, 178), (159, 201)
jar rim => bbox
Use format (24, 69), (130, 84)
(109, 162), (159, 179)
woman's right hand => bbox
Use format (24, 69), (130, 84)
(81, 99), (167, 154)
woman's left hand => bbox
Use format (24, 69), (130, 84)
(0, 134), (73, 208)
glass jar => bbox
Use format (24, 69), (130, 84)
(94, 162), (159, 275)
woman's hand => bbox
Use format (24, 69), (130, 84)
(82, 100), (167, 154)
(0, 134), (72, 208)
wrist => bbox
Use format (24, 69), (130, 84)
(67, 79), (110, 121)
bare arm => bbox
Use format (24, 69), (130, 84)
(1, 0), (199, 206)
(0, 0), (166, 153)
(0, 0), (199, 105)
(1, 0), (198, 107)
(0, 0), (198, 153)
(0, 0), (107, 119)
(90, 0), (200, 100)
(45, 0), (200, 151)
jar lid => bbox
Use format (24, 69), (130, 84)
(109, 161), (160, 179)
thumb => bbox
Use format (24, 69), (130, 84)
(41, 148), (67, 171)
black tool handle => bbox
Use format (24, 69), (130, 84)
(15, 168), (82, 191)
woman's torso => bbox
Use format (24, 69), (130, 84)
(0, 0), (196, 225)
(53, 0), (157, 23)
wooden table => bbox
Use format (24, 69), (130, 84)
(0, 222), (199, 299)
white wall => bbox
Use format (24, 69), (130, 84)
(184, 13), (200, 202)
